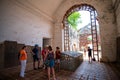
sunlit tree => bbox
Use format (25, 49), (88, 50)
(67, 12), (82, 30)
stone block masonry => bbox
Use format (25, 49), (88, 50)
(0, 40), (41, 70)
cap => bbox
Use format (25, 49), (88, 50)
(35, 44), (39, 47)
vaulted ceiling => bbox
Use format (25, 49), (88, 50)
(14, 0), (115, 22)
(27, 0), (64, 17)
(15, 0), (64, 21)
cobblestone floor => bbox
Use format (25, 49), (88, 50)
(0, 61), (120, 80)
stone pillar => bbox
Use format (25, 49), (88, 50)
(53, 22), (64, 51)
(98, 13), (117, 62)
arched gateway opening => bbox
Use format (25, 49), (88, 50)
(62, 4), (101, 61)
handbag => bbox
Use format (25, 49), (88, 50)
(44, 59), (50, 66)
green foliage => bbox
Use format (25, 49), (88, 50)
(67, 12), (81, 30)
(87, 35), (92, 41)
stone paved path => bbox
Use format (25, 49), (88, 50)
(0, 61), (120, 80)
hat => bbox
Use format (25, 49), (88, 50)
(35, 44), (39, 47)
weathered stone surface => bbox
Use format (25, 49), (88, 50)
(0, 43), (4, 69)
(117, 37), (120, 62)
(112, 0), (120, 63)
(4, 41), (18, 68)
(0, 61), (120, 80)
(0, 0), (53, 47)
(0, 41), (41, 70)
(60, 51), (83, 71)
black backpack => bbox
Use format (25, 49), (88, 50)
(47, 52), (54, 60)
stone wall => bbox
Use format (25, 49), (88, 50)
(4, 41), (18, 68)
(0, 41), (40, 70)
(53, 0), (117, 62)
(0, 43), (4, 69)
(0, 0), (54, 48)
(60, 51), (83, 71)
(117, 37), (120, 62)
(112, 0), (120, 62)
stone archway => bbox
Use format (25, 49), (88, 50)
(53, 0), (116, 62)
(62, 4), (100, 61)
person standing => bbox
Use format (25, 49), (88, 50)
(84, 48), (86, 57)
(44, 46), (56, 80)
(19, 46), (27, 78)
(42, 46), (48, 69)
(42, 47), (46, 62)
(88, 47), (92, 63)
(32, 44), (41, 70)
(55, 47), (61, 72)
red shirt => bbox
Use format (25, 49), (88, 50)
(55, 50), (61, 59)
(42, 49), (46, 60)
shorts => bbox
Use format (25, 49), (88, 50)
(49, 59), (55, 67)
(33, 55), (39, 62)
(88, 53), (92, 57)
(45, 59), (55, 68)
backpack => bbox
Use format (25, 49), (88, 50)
(92, 57), (96, 61)
(47, 52), (54, 60)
